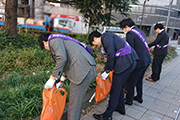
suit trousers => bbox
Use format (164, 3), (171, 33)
(103, 61), (137, 118)
(125, 65), (149, 102)
(67, 66), (96, 120)
(151, 55), (166, 81)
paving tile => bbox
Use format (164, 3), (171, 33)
(136, 95), (156, 109)
(162, 116), (174, 120)
(162, 86), (178, 95)
(160, 80), (173, 86)
(144, 87), (162, 98)
(143, 85), (151, 93)
(126, 107), (144, 119)
(131, 104), (147, 113)
(171, 95), (180, 106)
(176, 90), (180, 97)
(142, 109), (164, 120)
(121, 116), (135, 120)
(164, 104), (179, 118)
(143, 80), (156, 87)
(151, 83), (167, 91)
(112, 112), (124, 120)
(148, 104), (168, 115)
(170, 83), (180, 90)
(157, 91), (175, 104)
(153, 99), (170, 109)
(140, 113), (162, 120)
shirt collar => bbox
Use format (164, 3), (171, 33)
(130, 26), (135, 31)
(159, 29), (164, 33)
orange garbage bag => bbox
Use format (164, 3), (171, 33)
(41, 86), (67, 120)
(148, 47), (151, 53)
(95, 71), (113, 102)
(109, 71), (113, 81)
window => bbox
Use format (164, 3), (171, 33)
(151, 7), (156, 13)
(145, 6), (151, 13)
(59, 20), (68, 27)
(138, 6), (143, 12)
(171, 10), (175, 17)
(178, 11), (180, 18)
(164, 11), (168, 16)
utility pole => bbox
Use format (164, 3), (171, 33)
(165, 0), (173, 31)
(140, 0), (149, 30)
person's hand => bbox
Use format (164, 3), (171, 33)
(56, 76), (67, 90)
(60, 76), (67, 81)
(101, 71), (109, 80)
(44, 76), (56, 89)
(56, 81), (64, 90)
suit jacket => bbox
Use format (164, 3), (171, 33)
(126, 26), (151, 68)
(101, 32), (139, 74)
(148, 30), (169, 55)
(49, 38), (96, 84)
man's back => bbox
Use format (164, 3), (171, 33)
(49, 38), (96, 84)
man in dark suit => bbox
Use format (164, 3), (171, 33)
(38, 33), (96, 120)
(88, 31), (139, 120)
(146, 23), (169, 82)
(119, 18), (151, 105)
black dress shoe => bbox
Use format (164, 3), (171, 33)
(93, 114), (112, 120)
(114, 109), (125, 115)
(133, 96), (143, 103)
(125, 101), (132, 105)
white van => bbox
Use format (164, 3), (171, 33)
(102, 26), (126, 38)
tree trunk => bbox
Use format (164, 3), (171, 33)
(3, 0), (18, 36)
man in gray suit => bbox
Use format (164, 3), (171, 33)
(38, 33), (96, 120)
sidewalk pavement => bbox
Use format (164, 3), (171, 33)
(80, 40), (180, 120)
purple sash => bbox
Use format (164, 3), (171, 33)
(101, 40), (131, 57)
(157, 44), (168, 49)
(130, 28), (149, 51)
(48, 33), (93, 55)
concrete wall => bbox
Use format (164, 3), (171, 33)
(44, 5), (82, 17)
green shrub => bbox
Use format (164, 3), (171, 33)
(0, 84), (43, 120)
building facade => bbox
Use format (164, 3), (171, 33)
(113, 0), (180, 38)
(0, 0), (179, 37)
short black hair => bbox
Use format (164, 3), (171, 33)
(88, 31), (101, 46)
(154, 23), (164, 30)
(119, 18), (135, 28)
(38, 33), (51, 49)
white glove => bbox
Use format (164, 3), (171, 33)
(44, 76), (56, 89)
(56, 76), (67, 90)
(101, 71), (109, 80)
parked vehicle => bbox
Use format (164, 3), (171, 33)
(102, 26), (125, 38)
(0, 13), (89, 34)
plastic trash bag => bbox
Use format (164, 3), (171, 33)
(95, 71), (113, 102)
(41, 85), (67, 120)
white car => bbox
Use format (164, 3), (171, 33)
(102, 26), (126, 38)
